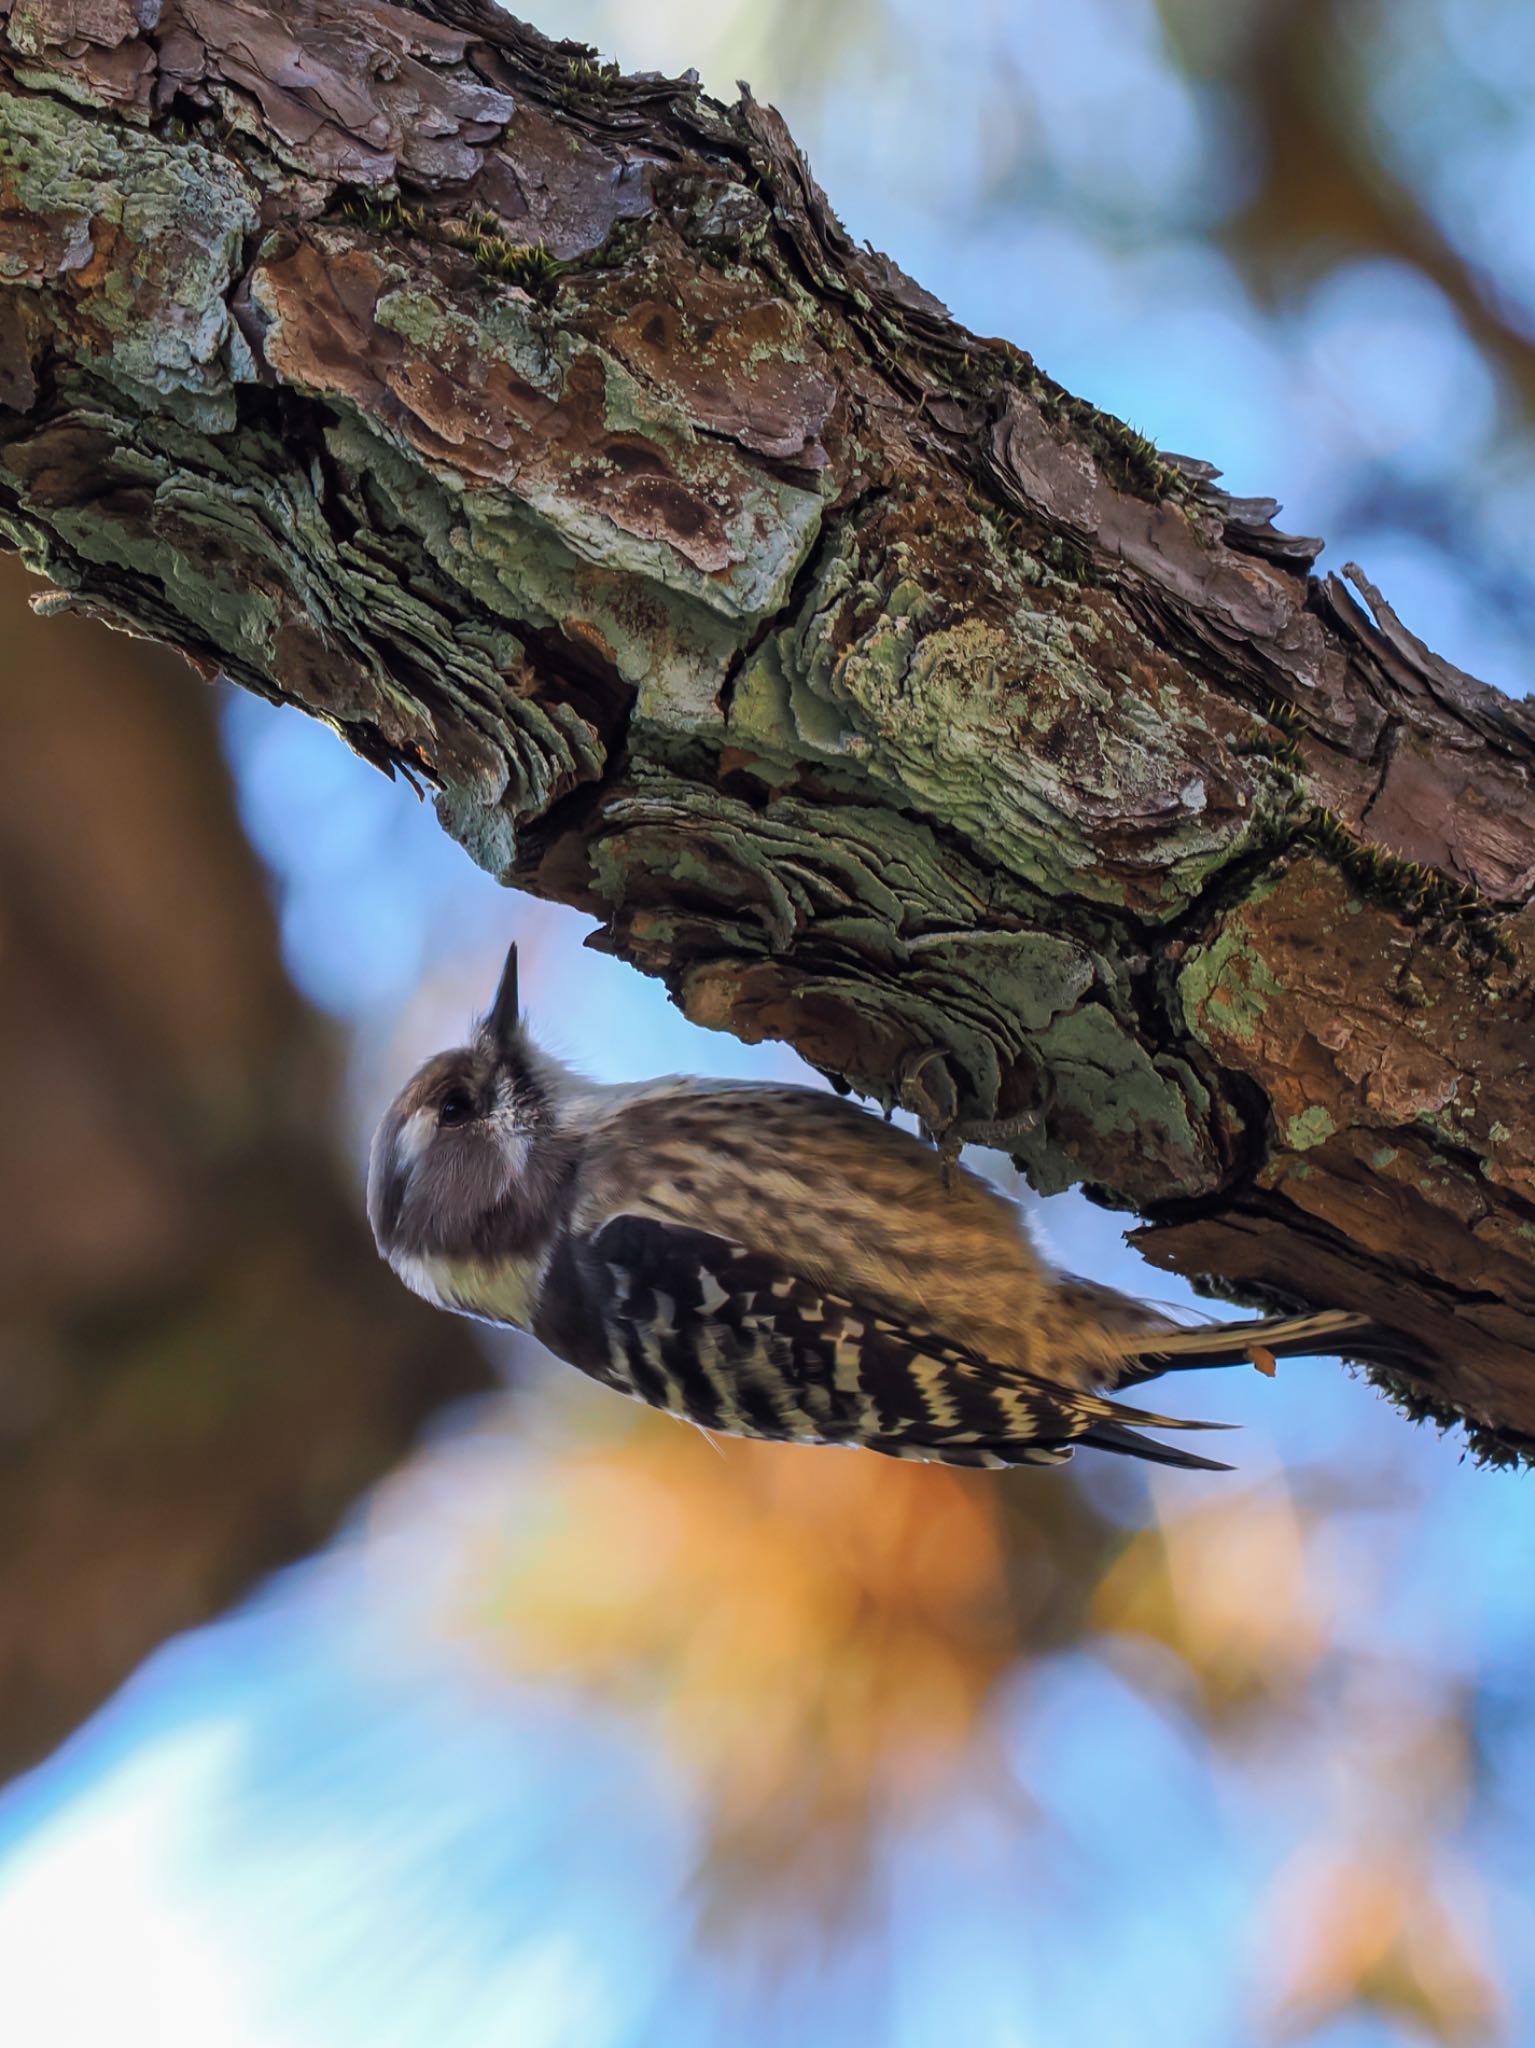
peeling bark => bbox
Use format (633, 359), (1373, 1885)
(2, 1), (1533, 1453)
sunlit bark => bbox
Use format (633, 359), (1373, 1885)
(2, 2), (1532, 1451)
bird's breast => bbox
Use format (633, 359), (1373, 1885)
(390, 1245), (551, 1331)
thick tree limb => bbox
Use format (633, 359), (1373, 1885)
(2, 1), (1532, 1452)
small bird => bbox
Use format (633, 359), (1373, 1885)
(368, 945), (1380, 1471)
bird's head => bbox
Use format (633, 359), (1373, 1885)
(367, 944), (569, 1265)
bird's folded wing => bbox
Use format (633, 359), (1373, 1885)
(569, 1084), (1055, 1373)
(533, 1213), (1232, 1471)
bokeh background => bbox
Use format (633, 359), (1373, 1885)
(3, 1), (1535, 2041)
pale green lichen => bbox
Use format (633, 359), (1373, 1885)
(731, 632), (861, 755)
(1179, 912), (1285, 1045)
(905, 930), (1095, 1035)
(374, 284), (554, 388)
(1285, 1105), (1337, 1151)
(0, 96), (258, 431)
(21, 419), (288, 667)
(436, 787), (522, 879)
(251, 247), (828, 649)
(1005, 1005), (1210, 1201)
(542, 332), (827, 624)
(322, 414), (745, 736)
(244, 269), (825, 756)
(574, 777), (1191, 1156)
(729, 515), (1273, 915)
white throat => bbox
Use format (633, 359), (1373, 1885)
(390, 1244), (552, 1333)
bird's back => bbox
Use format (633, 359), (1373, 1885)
(569, 1080), (1093, 1381)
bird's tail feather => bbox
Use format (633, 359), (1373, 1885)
(1066, 1386), (1238, 1432)
(1077, 1420), (1235, 1472)
(1111, 1308), (1379, 1385)
(1044, 1382), (1239, 1470)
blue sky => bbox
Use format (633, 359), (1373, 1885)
(2, 3), (1533, 2043)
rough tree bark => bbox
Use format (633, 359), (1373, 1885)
(1, 1), (1532, 1453)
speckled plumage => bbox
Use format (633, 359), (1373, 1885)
(367, 947), (1380, 1472)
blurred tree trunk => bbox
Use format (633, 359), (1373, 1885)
(1, 2), (1533, 1454)
(0, 555), (492, 1785)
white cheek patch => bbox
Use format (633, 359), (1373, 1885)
(484, 1108), (531, 1184)
(395, 1108), (437, 1169)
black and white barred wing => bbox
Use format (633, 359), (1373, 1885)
(533, 1215), (1234, 1471)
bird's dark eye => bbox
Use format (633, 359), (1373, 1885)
(438, 1089), (477, 1128)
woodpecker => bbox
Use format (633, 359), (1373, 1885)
(368, 945), (1381, 1471)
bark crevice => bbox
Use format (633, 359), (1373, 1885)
(2, 0), (1533, 1453)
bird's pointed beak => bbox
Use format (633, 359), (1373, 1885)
(485, 942), (520, 1049)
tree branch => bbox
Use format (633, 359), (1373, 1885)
(2, 0), (1532, 1452)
